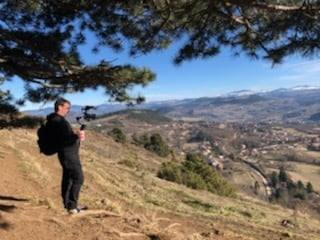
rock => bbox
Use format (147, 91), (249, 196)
(281, 219), (294, 228)
(281, 232), (292, 238)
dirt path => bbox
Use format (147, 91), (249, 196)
(242, 159), (272, 199)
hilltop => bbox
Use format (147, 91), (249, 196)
(1, 127), (320, 240)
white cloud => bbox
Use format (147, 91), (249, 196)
(276, 60), (320, 83)
(285, 60), (320, 70)
(144, 93), (186, 101)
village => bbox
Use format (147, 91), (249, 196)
(145, 121), (320, 170)
(92, 112), (320, 176)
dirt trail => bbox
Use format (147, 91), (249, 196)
(242, 159), (272, 199)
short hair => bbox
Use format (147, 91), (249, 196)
(54, 98), (71, 112)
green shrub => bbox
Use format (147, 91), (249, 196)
(278, 166), (288, 182)
(183, 170), (207, 190)
(133, 132), (171, 157)
(270, 171), (278, 187)
(157, 162), (183, 183)
(188, 130), (213, 142)
(158, 153), (236, 197)
(274, 188), (284, 199)
(294, 191), (306, 200)
(145, 133), (170, 157)
(108, 127), (126, 143)
(132, 133), (149, 146)
(306, 182), (314, 193)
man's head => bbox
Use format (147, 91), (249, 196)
(54, 98), (71, 117)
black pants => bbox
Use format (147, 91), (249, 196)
(58, 145), (84, 210)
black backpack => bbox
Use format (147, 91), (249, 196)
(37, 121), (58, 156)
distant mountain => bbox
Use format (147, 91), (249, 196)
(309, 112), (320, 121)
(24, 86), (320, 123)
(156, 86), (320, 123)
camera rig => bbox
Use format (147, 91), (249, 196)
(76, 105), (97, 130)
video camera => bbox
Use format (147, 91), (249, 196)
(76, 105), (97, 130)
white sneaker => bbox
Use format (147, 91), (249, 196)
(68, 208), (82, 214)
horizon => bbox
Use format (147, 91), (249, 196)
(23, 84), (320, 111)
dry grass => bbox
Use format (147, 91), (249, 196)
(288, 163), (320, 192)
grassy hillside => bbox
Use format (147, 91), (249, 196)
(97, 109), (172, 125)
(0, 128), (320, 240)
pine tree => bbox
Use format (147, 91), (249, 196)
(297, 180), (305, 190)
(306, 182), (314, 193)
(278, 167), (288, 183)
(270, 171), (278, 187)
(2, 1), (320, 125)
(145, 133), (170, 157)
(108, 128), (126, 143)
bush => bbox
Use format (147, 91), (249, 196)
(270, 171), (278, 187)
(294, 192), (306, 200)
(157, 162), (183, 183)
(108, 128), (126, 143)
(133, 133), (170, 157)
(278, 166), (288, 182)
(297, 180), (305, 190)
(274, 188), (285, 199)
(306, 182), (314, 193)
(145, 133), (170, 157)
(132, 133), (149, 146)
(188, 130), (213, 142)
(158, 153), (236, 197)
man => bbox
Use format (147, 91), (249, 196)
(46, 98), (86, 214)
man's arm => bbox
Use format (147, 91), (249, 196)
(58, 119), (79, 148)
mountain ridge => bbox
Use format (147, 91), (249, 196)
(24, 86), (320, 123)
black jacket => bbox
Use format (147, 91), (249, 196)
(46, 113), (79, 150)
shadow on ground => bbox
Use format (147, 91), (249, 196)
(0, 204), (16, 212)
(0, 216), (10, 230)
(0, 195), (29, 230)
(0, 195), (29, 202)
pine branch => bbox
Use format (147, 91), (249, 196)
(26, 78), (73, 89)
(224, 0), (320, 11)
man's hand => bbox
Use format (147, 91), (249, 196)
(75, 130), (85, 141)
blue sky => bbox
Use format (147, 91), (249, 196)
(2, 32), (320, 110)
